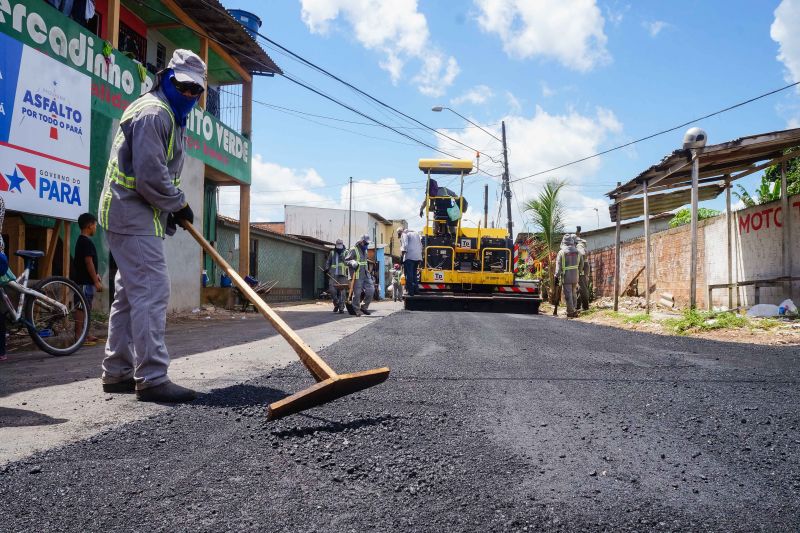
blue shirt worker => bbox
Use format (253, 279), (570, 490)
(345, 234), (374, 317)
(324, 239), (348, 314)
(98, 49), (205, 403)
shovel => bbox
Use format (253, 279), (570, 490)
(180, 220), (390, 420)
(344, 274), (358, 316)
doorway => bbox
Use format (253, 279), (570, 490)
(301, 251), (315, 300)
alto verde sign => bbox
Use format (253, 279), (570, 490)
(0, 0), (251, 184)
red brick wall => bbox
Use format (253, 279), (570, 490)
(588, 219), (709, 308)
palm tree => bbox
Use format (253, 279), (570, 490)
(523, 179), (567, 299)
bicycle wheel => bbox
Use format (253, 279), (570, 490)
(24, 276), (88, 356)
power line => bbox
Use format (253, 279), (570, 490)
(194, 0), (499, 161)
(510, 80), (800, 184)
(251, 100), (497, 130)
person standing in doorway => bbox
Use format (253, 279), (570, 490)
(398, 227), (422, 297)
(324, 239), (348, 314)
(98, 50), (205, 402)
(71, 212), (103, 345)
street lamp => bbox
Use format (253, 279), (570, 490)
(593, 207), (600, 229)
(432, 105), (513, 239)
(431, 106), (502, 142)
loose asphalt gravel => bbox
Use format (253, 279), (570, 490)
(1, 310), (799, 532)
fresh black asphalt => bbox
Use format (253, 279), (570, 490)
(1, 311), (798, 532)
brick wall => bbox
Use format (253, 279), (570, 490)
(588, 220), (708, 308)
(588, 193), (799, 309)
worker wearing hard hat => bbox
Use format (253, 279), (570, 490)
(324, 238), (348, 314)
(346, 234), (374, 316)
(554, 234), (582, 318)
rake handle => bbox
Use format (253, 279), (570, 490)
(180, 220), (337, 381)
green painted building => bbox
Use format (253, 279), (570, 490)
(214, 216), (328, 302)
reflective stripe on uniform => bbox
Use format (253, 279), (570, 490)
(351, 247), (368, 279)
(102, 97), (179, 235)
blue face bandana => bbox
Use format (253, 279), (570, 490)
(161, 69), (199, 127)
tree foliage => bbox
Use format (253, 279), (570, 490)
(734, 149), (800, 207)
(669, 207), (721, 228)
(523, 179), (566, 297)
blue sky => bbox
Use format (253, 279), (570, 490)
(218, 0), (800, 234)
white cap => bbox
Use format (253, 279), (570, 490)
(168, 49), (207, 86)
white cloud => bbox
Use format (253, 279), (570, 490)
(540, 82), (555, 98)
(771, 0), (800, 84)
(436, 105), (624, 231)
(506, 91), (522, 113)
(772, 0), (800, 126)
(604, 2), (629, 26)
(643, 20), (669, 37)
(219, 155), (420, 224)
(473, 0), (610, 72)
(451, 85), (494, 105)
(300, 0), (459, 96)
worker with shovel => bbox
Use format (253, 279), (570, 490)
(324, 239), (348, 314)
(97, 50), (205, 403)
(346, 234), (374, 316)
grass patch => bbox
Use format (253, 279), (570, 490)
(663, 309), (747, 335)
(623, 313), (652, 324)
(750, 317), (782, 330)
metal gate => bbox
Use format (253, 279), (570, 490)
(301, 251), (315, 300)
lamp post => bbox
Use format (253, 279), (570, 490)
(593, 208), (600, 229)
(432, 106), (513, 239)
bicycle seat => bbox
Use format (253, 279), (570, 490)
(15, 250), (45, 259)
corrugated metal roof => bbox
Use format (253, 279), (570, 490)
(216, 215), (327, 250)
(608, 127), (800, 201)
(176, 0), (281, 76)
(609, 184), (725, 222)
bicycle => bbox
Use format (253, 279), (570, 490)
(1, 250), (89, 356)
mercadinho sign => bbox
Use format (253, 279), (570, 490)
(0, 0), (251, 184)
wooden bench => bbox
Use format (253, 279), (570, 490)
(707, 276), (800, 310)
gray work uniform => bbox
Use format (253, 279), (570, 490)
(390, 268), (402, 301)
(576, 241), (590, 311)
(98, 88), (187, 390)
(555, 245), (581, 317)
(345, 246), (373, 312)
(324, 249), (348, 309)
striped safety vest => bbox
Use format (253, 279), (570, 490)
(100, 98), (179, 237)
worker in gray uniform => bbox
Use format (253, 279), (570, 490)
(346, 234), (374, 317)
(98, 50), (206, 403)
(554, 234), (582, 318)
(324, 238), (348, 313)
(575, 229), (590, 311)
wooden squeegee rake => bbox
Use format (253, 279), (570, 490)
(180, 220), (390, 420)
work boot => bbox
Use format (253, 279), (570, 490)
(360, 307), (372, 316)
(338, 307), (344, 314)
(103, 378), (135, 393)
(136, 381), (197, 403)
(332, 305), (339, 313)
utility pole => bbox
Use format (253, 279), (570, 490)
(483, 184), (488, 228)
(348, 176), (353, 247)
(501, 121), (513, 239)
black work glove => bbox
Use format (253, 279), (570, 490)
(165, 213), (177, 236)
(173, 203), (194, 226)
